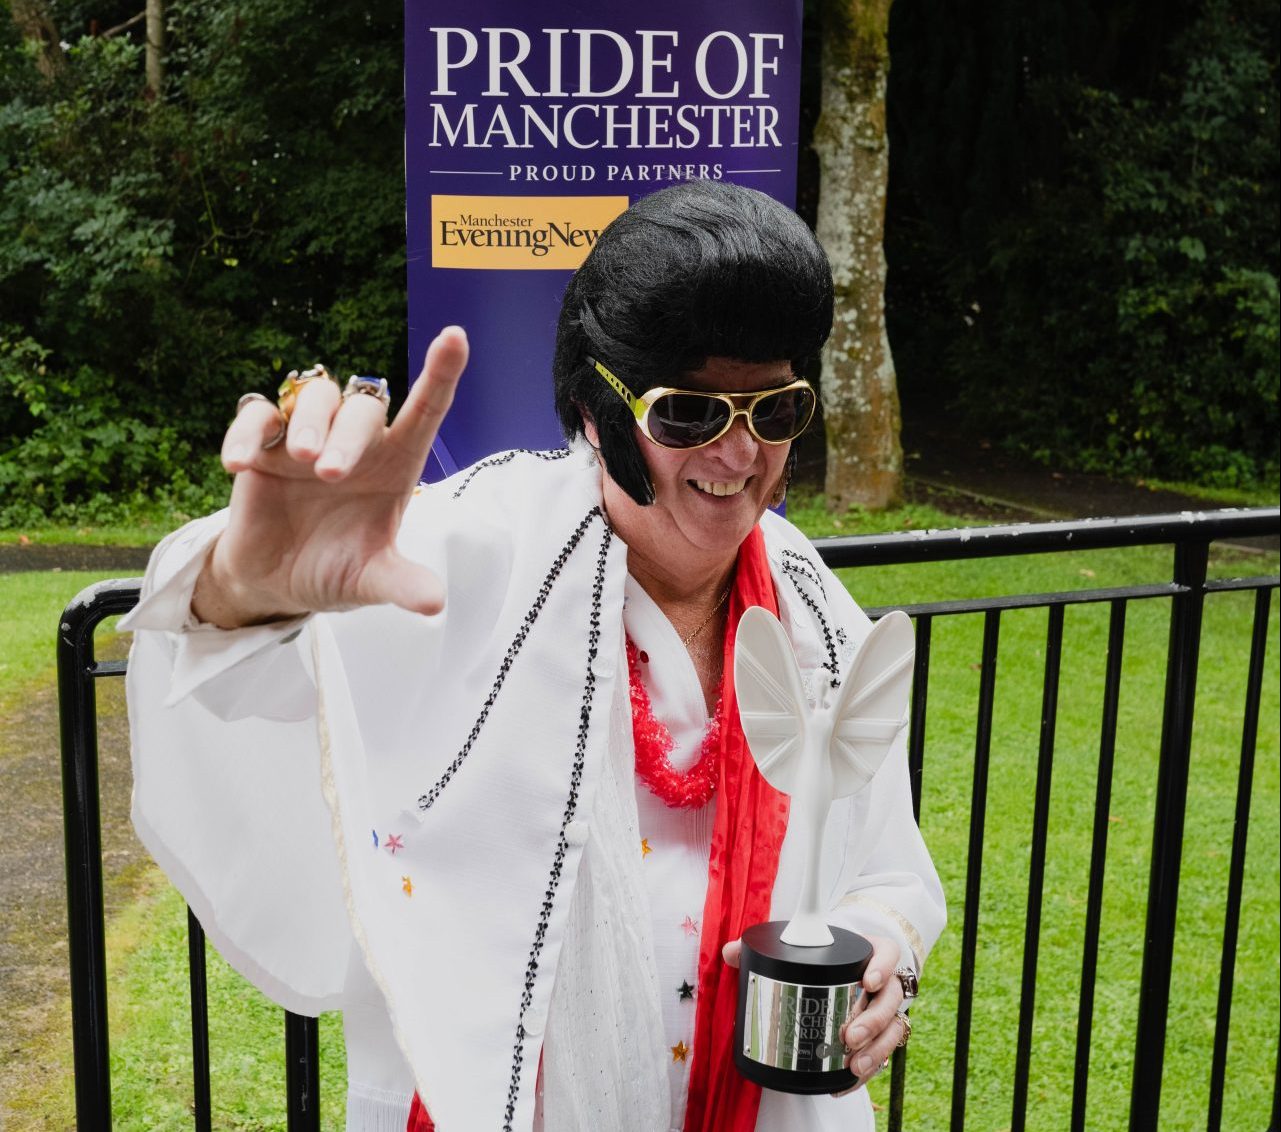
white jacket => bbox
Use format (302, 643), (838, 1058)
(122, 447), (945, 1132)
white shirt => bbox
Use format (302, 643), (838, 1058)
(625, 579), (719, 1129)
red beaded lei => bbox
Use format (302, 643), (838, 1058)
(626, 636), (725, 809)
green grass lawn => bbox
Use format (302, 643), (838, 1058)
(8, 500), (1277, 1130)
(104, 875), (348, 1130)
(0, 570), (129, 717)
(0, 523), (162, 548)
(0, 492), (225, 548)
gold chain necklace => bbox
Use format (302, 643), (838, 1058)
(681, 585), (732, 647)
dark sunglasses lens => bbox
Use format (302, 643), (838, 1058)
(648, 393), (732, 448)
(751, 387), (815, 441)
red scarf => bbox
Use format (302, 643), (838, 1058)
(683, 524), (788, 1132)
(406, 1093), (433, 1131)
(408, 527), (788, 1132)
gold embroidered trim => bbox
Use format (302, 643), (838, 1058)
(838, 893), (927, 969)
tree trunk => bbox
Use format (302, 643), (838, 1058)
(8, 0), (66, 80)
(814, 0), (902, 512)
(145, 0), (165, 96)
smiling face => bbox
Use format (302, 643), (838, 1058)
(588, 356), (795, 592)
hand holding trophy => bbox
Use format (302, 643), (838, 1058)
(732, 606), (915, 1094)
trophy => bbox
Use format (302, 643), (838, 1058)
(732, 606), (914, 1094)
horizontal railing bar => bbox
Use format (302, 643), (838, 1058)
(866, 583), (1183, 620)
(60, 578), (145, 634)
(865, 575), (1279, 623)
(1202, 576), (1280, 594)
(814, 508), (1278, 568)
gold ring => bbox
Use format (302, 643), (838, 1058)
(895, 1012), (912, 1049)
(277, 364), (338, 423)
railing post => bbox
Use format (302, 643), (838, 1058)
(286, 1013), (322, 1131)
(1129, 539), (1209, 1131)
(56, 594), (115, 1129)
(951, 609), (1002, 1132)
(1206, 588), (1272, 1130)
(889, 613), (934, 1132)
(1072, 599), (1127, 1130)
(1011, 606), (1065, 1132)
(188, 910), (212, 1132)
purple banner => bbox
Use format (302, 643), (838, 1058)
(405, 1), (804, 472)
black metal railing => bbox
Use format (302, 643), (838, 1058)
(57, 579), (320, 1131)
(819, 507), (1280, 1132)
(56, 508), (1279, 1129)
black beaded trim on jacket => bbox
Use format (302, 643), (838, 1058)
(416, 506), (603, 814)
(781, 547), (827, 601)
(502, 520), (613, 1131)
(782, 559), (841, 689)
(450, 448), (570, 500)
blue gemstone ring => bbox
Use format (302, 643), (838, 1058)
(342, 374), (390, 411)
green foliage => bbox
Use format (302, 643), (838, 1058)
(0, 357), (230, 526)
(3, 0), (1276, 520)
(0, 0), (407, 524)
(106, 879), (347, 1130)
(888, 0), (1279, 488)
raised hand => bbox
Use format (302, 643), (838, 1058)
(191, 326), (468, 628)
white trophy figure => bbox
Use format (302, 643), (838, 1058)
(731, 605), (915, 1093)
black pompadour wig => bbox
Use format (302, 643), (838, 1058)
(552, 180), (833, 505)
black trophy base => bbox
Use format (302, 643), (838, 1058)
(733, 920), (873, 1095)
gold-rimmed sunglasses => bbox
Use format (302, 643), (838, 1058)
(588, 356), (817, 451)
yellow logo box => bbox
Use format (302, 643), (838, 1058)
(431, 194), (629, 270)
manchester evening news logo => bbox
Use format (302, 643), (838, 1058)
(431, 195), (629, 270)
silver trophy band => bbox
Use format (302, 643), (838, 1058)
(741, 972), (862, 1073)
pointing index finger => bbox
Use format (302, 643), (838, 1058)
(391, 326), (469, 456)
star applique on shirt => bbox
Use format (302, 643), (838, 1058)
(385, 834), (405, 855)
(671, 1040), (690, 1063)
(681, 915), (699, 937)
(641, 838), (652, 858)
(677, 981), (695, 1002)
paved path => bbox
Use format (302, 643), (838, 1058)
(908, 409), (1278, 552)
(0, 634), (151, 1127)
(0, 545), (152, 576)
(792, 410), (1279, 549)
